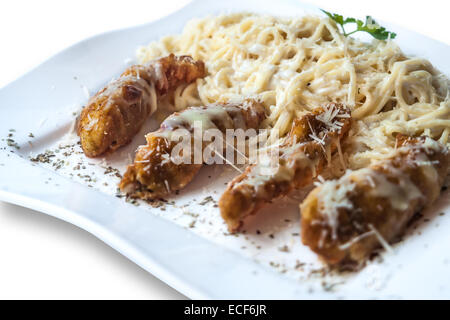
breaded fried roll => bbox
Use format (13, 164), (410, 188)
(220, 103), (352, 232)
(301, 135), (450, 265)
(77, 54), (206, 157)
(119, 99), (266, 199)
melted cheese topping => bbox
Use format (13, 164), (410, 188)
(232, 104), (349, 194)
(163, 105), (234, 131)
(314, 138), (444, 236)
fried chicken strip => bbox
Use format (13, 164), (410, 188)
(301, 135), (450, 265)
(119, 99), (266, 199)
(220, 103), (352, 232)
(77, 54), (206, 157)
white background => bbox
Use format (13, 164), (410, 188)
(0, 0), (448, 299)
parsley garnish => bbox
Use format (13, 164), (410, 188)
(321, 9), (396, 40)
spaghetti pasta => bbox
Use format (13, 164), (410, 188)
(137, 13), (449, 174)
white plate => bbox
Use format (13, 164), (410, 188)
(1, 0), (449, 299)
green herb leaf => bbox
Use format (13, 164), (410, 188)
(321, 9), (396, 40)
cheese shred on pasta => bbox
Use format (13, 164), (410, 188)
(137, 13), (450, 174)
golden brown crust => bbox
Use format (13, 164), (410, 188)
(301, 135), (450, 265)
(119, 136), (202, 200)
(77, 54), (206, 158)
(220, 103), (352, 232)
(121, 54), (206, 96)
(119, 100), (266, 200)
